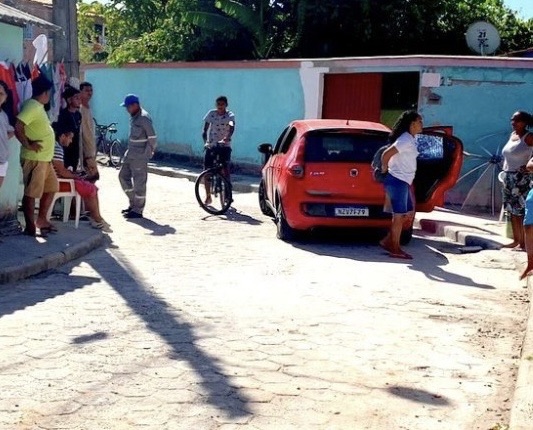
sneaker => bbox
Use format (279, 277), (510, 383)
(121, 207), (132, 214)
(124, 211), (143, 219)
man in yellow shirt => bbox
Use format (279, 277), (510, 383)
(14, 75), (59, 236)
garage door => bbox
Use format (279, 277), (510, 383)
(322, 73), (383, 122)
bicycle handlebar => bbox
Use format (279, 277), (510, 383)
(94, 119), (118, 130)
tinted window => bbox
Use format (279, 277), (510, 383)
(273, 127), (290, 154)
(304, 131), (389, 163)
(279, 128), (297, 154)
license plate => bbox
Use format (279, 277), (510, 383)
(334, 207), (369, 217)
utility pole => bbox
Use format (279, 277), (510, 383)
(52, 0), (79, 78)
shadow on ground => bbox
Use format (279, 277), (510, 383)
(291, 229), (495, 290)
(0, 273), (100, 318)
(126, 217), (177, 236)
(91, 247), (252, 419)
(386, 385), (452, 406)
(201, 208), (263, 226)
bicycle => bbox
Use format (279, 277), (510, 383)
(195, 142), (233, 215)
(94, 120), (125, 168)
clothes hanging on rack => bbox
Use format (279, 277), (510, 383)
(0, 60), (70, 121)
(14, 62), (32, 111)
(0, 62), (20, 120)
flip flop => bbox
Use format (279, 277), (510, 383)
(379, 241), (394, 253)
(389, 251), (413, 260)
(39, 226), (57, 235)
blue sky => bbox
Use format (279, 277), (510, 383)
(504, 0), (533, 18)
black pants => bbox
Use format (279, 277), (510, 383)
(63, 142), (79, 171)
(204, 146), (232, 169)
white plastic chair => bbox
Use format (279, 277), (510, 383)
(47, 179), (82, 228)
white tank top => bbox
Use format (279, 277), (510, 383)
(502, 132), (531, 172)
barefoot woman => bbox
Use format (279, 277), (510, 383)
(501, 111), (533, 250)
(380, 110), (423, 259)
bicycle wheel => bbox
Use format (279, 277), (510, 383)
(195, 169), (232, 215)
(109, 139), (124, 167)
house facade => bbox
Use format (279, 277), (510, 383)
(0, 3), (58, 234)
(84, 55), (533, 206)
(0, 0), (53, 62)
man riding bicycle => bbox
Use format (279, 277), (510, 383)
(202, 96), (235, 205)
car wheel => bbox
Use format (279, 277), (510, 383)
(258, 180), (274, 216)
(400, 226), (413, 245)
(276, 203), (296, 242)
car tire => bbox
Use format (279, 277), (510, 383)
(259, 180), (274, 216)
(400, 226), (414, 245)
(276, 203), (296, 242)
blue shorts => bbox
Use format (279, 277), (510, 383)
(384, 174), (414, 215)
(524, 189), (533, 226)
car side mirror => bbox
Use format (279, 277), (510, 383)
(258, 143), (273, 155)
(258, 143), (273, 165)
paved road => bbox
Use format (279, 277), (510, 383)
(0, 168), (528, 430)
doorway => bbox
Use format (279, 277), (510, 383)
(321, 72), (420, 127)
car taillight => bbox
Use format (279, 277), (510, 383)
(289, 164), (305, 178)
(289, 141), (306, 178)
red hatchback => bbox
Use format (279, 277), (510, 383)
(258, 119), (463, 242)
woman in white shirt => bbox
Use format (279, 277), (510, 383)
(501, 111), (533, 251)
(380, 110), (423, 259)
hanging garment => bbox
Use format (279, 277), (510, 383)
(0, 62), (20, 119)
(15, 62), (32, 109)
(32, 34), (49, 65)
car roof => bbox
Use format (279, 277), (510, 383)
(291, 119), (391, 133)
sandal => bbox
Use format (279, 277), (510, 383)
(389, 251), (413, 260)
(91, 220), (112, 233)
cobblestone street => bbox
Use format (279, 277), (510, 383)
(0, 167), (528, 430)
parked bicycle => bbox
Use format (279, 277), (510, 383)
(95, 120), (125, 168)
(195, 142), (233, 215)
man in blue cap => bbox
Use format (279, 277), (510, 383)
(118, 94), (157, 219)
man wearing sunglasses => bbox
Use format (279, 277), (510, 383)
(201, 96), (235, 205)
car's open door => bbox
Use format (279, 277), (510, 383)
(414, 127), (464, 213)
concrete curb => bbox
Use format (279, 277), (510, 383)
(415, 218), (505, 250)
(147, 165), (260, 194)
(509, 277), (533, 430)
(0, 232), (107, 285)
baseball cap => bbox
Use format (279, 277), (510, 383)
(120, 94), (140, 107)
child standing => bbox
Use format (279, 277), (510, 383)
(0, 80), (15, 189)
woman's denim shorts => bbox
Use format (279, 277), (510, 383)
(384, 174), (413, 215)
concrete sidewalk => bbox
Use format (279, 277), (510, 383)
(148, 161), (260, 193)
(0, 220), (106, 285)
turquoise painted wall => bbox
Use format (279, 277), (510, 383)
(0, 23), (23, 63)
(85, 67), (305, 166)
(419, 66), (533, 206)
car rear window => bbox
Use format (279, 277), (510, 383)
(304, 131), (389, 163)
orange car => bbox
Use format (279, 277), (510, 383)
(258, 119), (463, 242)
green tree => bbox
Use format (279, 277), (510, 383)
(78, 0), (533, 64)
(185, 0), (306, 59)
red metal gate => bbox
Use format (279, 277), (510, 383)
(322, 73), (383, 122)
